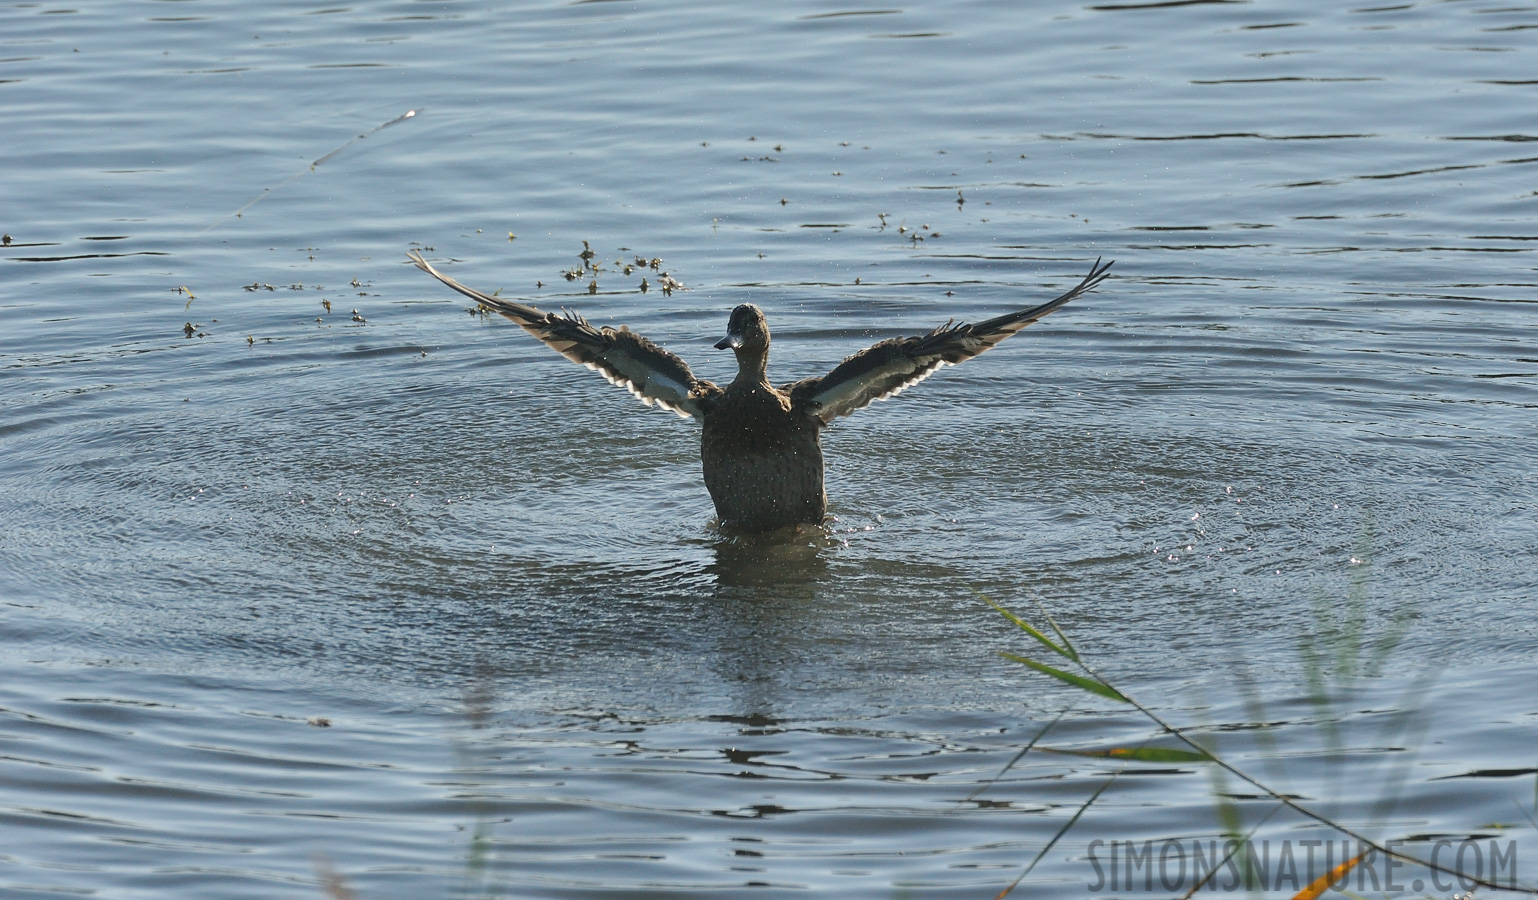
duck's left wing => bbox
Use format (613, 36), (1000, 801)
(409, 251), (718, 419)
(789, 258), (1111, 424)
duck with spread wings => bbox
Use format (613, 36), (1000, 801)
(408, 250), (1112, 533)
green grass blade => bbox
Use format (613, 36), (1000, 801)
(1030, 599), (1083, 663)
(1051, 746), (1212, 764)
(999, 652), (1128, 703)
(981, 594), (1074, 660)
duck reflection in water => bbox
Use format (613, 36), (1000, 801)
(409, 251), (1112, 534)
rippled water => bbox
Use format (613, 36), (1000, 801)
(3, 0), (1536, 897)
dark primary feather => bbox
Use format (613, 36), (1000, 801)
(790, 257), (1112, 423)
(407, 250), (718, 418)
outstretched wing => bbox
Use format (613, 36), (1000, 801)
(408, 250), (719, 419)
(788, 258), (1112, 424)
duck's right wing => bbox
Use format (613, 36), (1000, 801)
(409, 251), (719, 419)
(788, 258), (1112, 424)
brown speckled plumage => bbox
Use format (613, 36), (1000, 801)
(699, 383), (826, 532)
(409, 250), (1112, 533)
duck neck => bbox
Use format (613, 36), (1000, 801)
(731, 346), (769, 388)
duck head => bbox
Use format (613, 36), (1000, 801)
(715, 303), (770, 354)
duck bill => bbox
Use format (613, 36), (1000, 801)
(715, 333), (742, 350)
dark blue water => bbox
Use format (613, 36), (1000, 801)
(3, 1), (1536, 897)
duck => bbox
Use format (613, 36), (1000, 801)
(408, 250), (1112, 533)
